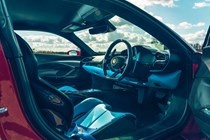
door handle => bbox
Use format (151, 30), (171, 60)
(0, 107), (8, 114)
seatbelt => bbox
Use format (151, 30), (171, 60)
(73, 132), (96, 140)
(65, 123), (96, 140)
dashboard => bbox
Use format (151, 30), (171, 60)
(82, 45), (182, 89)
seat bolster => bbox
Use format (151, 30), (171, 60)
(92, 112), (136, 139)
(73, 98), (110, 121)
(73, 103), (136, 139)
(58, 86), (78, 92)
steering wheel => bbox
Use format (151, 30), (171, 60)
(102, 39), (133, 81)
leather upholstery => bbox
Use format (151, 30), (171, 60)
(67, 104), (136, 139)
(16, 34), (74, 133)
(16, 34), (107, 133)
(58, 86), (78, 92)
(73, 97), (111, 122)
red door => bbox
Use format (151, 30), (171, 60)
(0, 42), (41, 140)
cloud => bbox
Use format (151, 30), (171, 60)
(154, 15), (163, 22)
(111, 16), (132, 26)
(196, 22), (206, 27)
(178, 22), (192, 29)
(107, 31), (125, 41)
(181, 30), (206, 44)
(193, 0), (210, 9)
(148, 12), (164, 22)
(74, 17), (156, 52)
(127, 0), (177, 9)
(145, 12), (205, 31)
(178, 22), (205, 29)
(166, 23), (176, 30)
(18, 34), (79, 52)
(17, 14), (205, 53)
(164, 22), (206, 30)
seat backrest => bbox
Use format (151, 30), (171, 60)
(16, 34), (74, 133)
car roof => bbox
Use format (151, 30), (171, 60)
(6, 0), (113, 32)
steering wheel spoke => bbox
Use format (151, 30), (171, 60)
(110, 48), (116, 57)
(120, 63), (126, 71)
(111, 72), (119, 78)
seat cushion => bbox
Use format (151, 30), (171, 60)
(58, 86), (78, 92)
(70, 103), (136, 139)
(73, 98), (111, 122)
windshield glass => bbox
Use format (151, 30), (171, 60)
(76, 16), (165, 53)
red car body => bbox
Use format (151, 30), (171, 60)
(0, 42), (41, 140)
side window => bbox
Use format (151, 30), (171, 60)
(16, 31), (80, 56)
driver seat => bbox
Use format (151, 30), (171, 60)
(16, 34), (136, 139)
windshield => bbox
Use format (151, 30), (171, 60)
(76, 16), (165, 53)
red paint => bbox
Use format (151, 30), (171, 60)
(0, 41), (41, 140)
(167, 115), (208, 140)
(192, 63), (199, 79)
(181, 115), (207, 140)
(77, 50), (81, 56)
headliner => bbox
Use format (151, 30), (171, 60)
(6, 0), (94, 32)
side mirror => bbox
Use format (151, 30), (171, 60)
(67, 50), (81, 56)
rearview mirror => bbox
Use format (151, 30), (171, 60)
(89, 21), (116, 35)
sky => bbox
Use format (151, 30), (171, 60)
(128, 0), (210, 44)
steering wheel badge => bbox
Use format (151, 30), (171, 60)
(111, 57), (117, 65)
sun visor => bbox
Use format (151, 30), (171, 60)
(62, 5), (113, 32)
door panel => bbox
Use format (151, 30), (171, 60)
(15, 31), (91, 89)
(36, 54), (91, 89)
(189, 46), (210, 138)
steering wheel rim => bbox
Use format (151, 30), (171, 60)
(102, 39), (133, 81)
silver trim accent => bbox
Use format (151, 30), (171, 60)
(0, 107), (8, 114)
(202, 108), (210, 116)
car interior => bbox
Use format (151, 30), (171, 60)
(2, 0), (198, 139)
